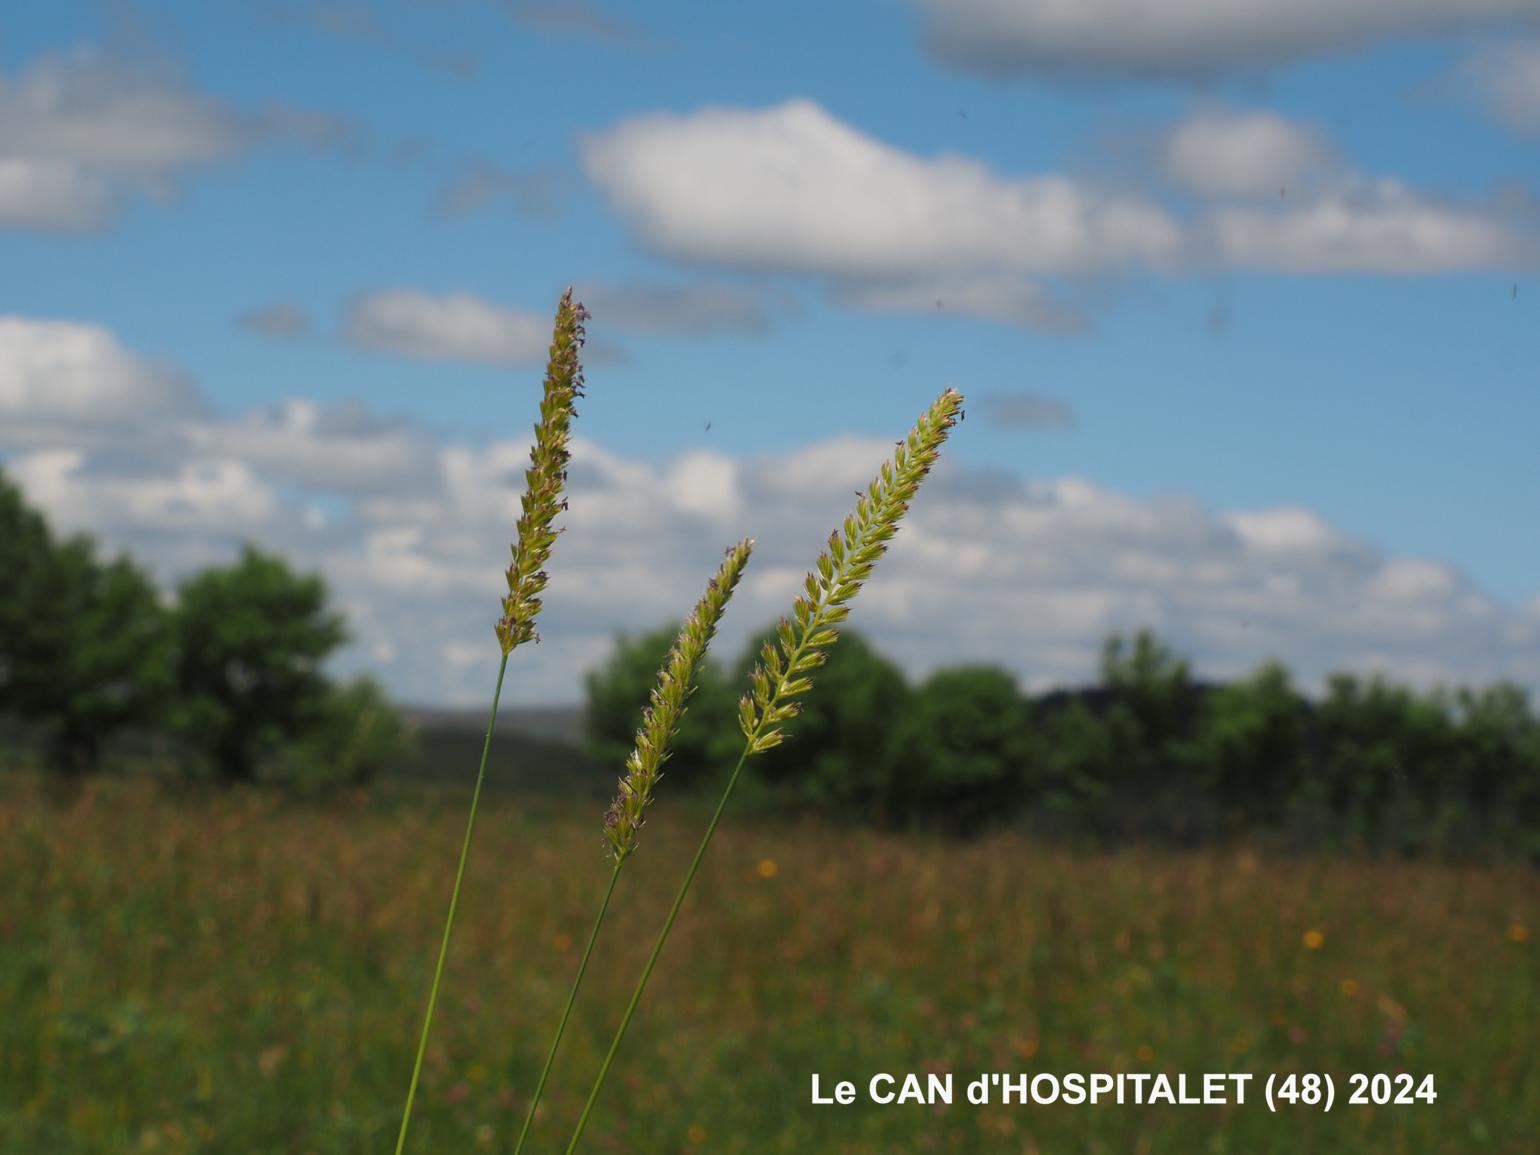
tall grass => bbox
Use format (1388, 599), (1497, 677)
(3, 773), (1535, 1154)
(394, 288), (587, 1154)
(386, 276), (964, 1153)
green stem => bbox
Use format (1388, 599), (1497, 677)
(512, 862), (623, 1155)
(394, 653), (510, 1155)
(562, 746), (753, 1155)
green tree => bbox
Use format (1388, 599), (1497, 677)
(1315, 673), (1458, 842)
(583, 623), (739, 789)
(0, 471), (173, 773)
(172, 545), (348, 783)
(734, 626), (911, 817)
(1037, 697), (1131, 834)
(1191, 660), (1308, 823)
(895, 664), (1037, 832)
(1097, 629), (1202, 799)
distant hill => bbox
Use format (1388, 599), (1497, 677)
(392, 704), (605, 797)
(402, 704), (585, 747)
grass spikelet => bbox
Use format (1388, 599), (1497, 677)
(604, 537), (755, 863)
(496, 286), (589, 654)
(512, 539), (754, 1155)
(395, 288), (587, 1155)
(562, 387), (964, 1155)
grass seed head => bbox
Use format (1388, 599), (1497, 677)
(738, 387), (963, 753)
(604, 538), (754, 861)
(496, 288), (589, 655)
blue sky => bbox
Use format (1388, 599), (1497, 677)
(3, 1), (1539, 706)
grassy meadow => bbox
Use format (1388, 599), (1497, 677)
(2, 771), (1535, 1154)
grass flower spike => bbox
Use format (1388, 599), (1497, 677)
(512, 540), (754, 1155)
(739, 386), (964, 755)
(605, 538), (755, 862)
(563, 387), (964, 1155)
(395, 288), (586, 1155)
(497, 287), (589, 654)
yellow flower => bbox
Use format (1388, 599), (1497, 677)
(687, 1124), (707, 1145)
(1339, 979), (1359, 997)
(1135, 1044), (1154, 1062)
(1302, 930), (1325, 950)
(756, 858), (779, 879)
(1509, 923), (1529, 943)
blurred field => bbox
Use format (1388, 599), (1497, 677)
(1, 772), (1535, 1154)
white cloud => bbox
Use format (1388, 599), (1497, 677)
(0, 52), (242, 230)
(581, 99), (1182, 282)
(1163, 111), (1332, 198)
(8, 449), (279, 535)
(1205, 179), (1525, 272)
(5, 317), (1536, 706)
(1156, 107), (1537, 271)
(1470, 38), (1540, 133)
(916, 0), (1540, 79)
(345, 290), (554, 363)
(582, 100), (1538, 326)
(179, 399), (437, 494)
(0, 316), (200, 441)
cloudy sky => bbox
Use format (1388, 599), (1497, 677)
(3, 1), (1539, 707)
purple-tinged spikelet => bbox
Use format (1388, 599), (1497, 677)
(496, 288), (589, 655)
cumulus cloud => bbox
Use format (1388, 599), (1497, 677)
(1469, 38), (1540, 133)
(583, 100), (1182, 281)
(0, 316), (202, 442)
(0, 51), (242, 230)
(581, 99), (1181, 331)
(179, 399), (439, 495)
(9, 449), (280, 535)
(344, 289), (555, 363)
(6, 317), (1537, 706)
(916, 0), (1540, 80)
(0, 49), (360, 231)
(1158, 108), (1537, 271)
(1162, 111), (1332, 198)
(582, 100), (1539, 328)
(1203, 179), (1527, 272)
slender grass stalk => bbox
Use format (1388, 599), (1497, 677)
(394, 288), (588, 1155)
(562, 387), (965, 1154)
(393, 653), (506, 1155)
(513, 539), (753, 1155)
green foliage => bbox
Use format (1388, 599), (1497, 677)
(1315, 674), (1459, 840)
(1037, 697), (1133, 832)
(733, 626), (911, 816)
(1191, 660), (1309, 823)
(273, 675), (415, 796)
(0, 470), (173, 773)
(6, 776), (1537, 1154)
(582, 623), (739, 790)
(171, 545), (349, 783)
(893, 664), (1036, 832)
(1097, 629), (1201, 782)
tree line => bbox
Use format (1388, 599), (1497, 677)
(585, 623), (1540, 859)
(9, 464), (1538, 858)
(0, 470), (406, 791)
